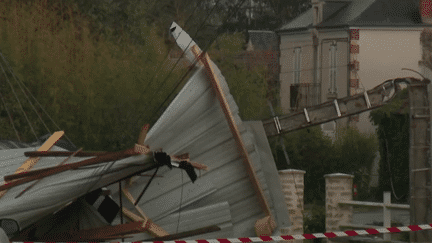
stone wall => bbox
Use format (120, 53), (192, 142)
(325, 173), (354, 243)
(278, 169), (305, 243)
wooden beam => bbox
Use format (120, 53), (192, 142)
(121, 188), (149, 222)
(1, 147), (142, 191)
(143, 225), (221, 241)
(121, 187), (169, 237)
(15, 148), (84, 198)
(24, 151), (109, 157)
(0, 131), (64, 199)
(138, 124), (150, 145)
(17, 131), (64, 173)
(190, 46), (276, 235)
(42, 221), (149, 241)
(13, 145), (150, 182)
(122, 207), (169, 237)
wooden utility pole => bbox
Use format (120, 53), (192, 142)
(408, 78), (431, 242)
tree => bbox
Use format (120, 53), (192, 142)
(269, 124), (378, 204)
(209, 32), (271, 120)
(0, 0), (274, 151)
(0, 0), (180, 151)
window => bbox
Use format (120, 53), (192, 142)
(293, 47), (301, 84)
(329, 43), (337, 93)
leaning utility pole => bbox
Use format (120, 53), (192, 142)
(415, 1), (432, 241)
(408, 77), (431, 242)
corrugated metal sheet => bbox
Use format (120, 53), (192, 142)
(111, 201), (233, 241)
(0, 140), (40, 150)
(0, 133), (76, 151)
(106, 22), (291, 240)
(0, 145), (157, 231)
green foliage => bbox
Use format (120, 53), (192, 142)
(209, 32), (271, 120)
(0, 0), (181, 151)
(304, 203), (326, 239)
(0, 0), (273, 152)
(370, 88), (410, 203)
(334, 126), (379, 200)
(270, 125), (378, 204)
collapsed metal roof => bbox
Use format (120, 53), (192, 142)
(104, 22), (291, 240)
(0, 22), (291, 241)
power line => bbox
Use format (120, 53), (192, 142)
(0, 52), (76, 147)
(121, 0), (203, 125)
(0, 55), (51, 135)
(0, 88), (20, 141)
(137, 0), (225, 117)
(0, 57), (38, 142)
(126, 0), (231, 141)
(145, 0), (249, 128)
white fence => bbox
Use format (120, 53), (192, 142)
(338, 191), (410, 241)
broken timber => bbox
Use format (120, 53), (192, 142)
(0, 144), (150, 191)
(120, 124), (170, 238)
(0, 131), (64, 199)
(190, 45), (276, 236)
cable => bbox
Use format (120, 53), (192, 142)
(122, 0), (203, 125)
(382, 124), (405, 201)
(132, 0), (226, 130)
(176, 169), (184, 234)
(401, 68), (427, 80)
(146, 0), (249, 127)
(0, 55), (51, 135)
(0, 52), (76, 147)
(0, 61), (38, 141)
(134, 165), (160, 206)
(141, 0), (202, 92)
(119, 180), (124, 242)
(0, 89), (21, 141)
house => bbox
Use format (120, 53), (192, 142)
(276, 0), (430, 134)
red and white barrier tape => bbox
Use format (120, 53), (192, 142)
(139, 223), (431, 242)
(9, 224), (432, 243)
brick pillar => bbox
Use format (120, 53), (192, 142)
(325, 173), (354, 243)
(278, 169), (305, 243)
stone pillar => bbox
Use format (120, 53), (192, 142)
(325, 173), (354, 243)
(278, 169), (305, 243)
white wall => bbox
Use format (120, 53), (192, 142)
(356, 28), (422, 134)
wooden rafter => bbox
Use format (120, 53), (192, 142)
(16, 148), (84, 198)
(190, 45), (276, 236)
(0, 131), (64, 199)
(121, 185), (169, 237)
(41, 220), (148, 241)
(118, 125), (170, 238)
(143, 225), (221, 241)
(0, 146), (148, 191)
(122, 207), (169, 238)
(24, 151), (109, 157)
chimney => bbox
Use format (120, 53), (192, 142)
(420, 0), (432, 24)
